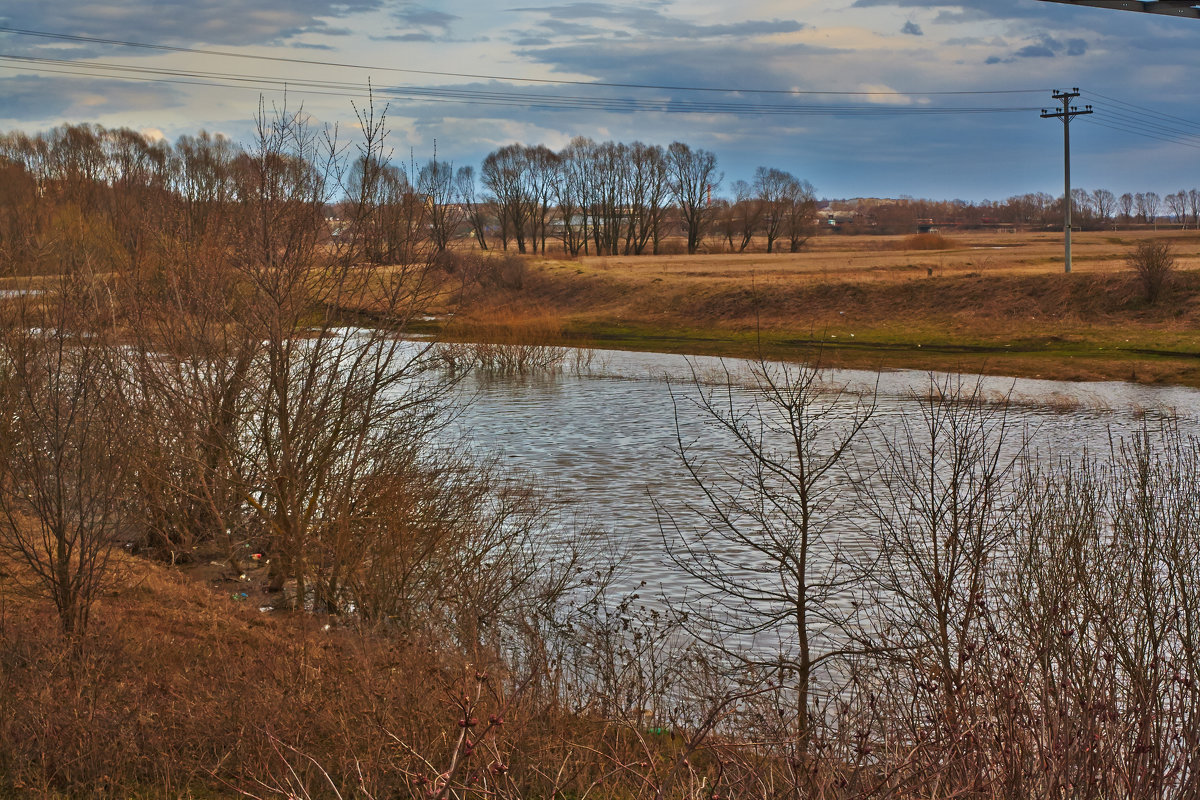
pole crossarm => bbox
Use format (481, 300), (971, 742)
(1037, 0), (1200, 18)
(1040, 89), (1093, 124)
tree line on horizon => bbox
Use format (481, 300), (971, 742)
(846, 188), (1200, 234)
(0, 122), (811, 269)
(6, 122), (1198, 277)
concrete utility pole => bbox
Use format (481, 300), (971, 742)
(1041, 89), (1092, 274)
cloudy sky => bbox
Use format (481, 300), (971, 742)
(1, 1), (1197, 200)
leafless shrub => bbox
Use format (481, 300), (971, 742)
(344, 454), (582, 641)
(477, 252), (527, 290)
(1127, 239), (1175, 304)
(435, 304), (572, 375)
(0, 273), (133, 637)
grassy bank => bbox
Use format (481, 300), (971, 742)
(433, 230), (1200, 385)
(0, 550), (688, 798)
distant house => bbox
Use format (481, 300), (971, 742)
(817, 209), (861, 230)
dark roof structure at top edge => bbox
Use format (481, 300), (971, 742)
(1037, 0), (1200, 18)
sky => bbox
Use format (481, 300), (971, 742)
(1, 1), (1197, 201)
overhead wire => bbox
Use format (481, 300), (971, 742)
(1068, 88), (1200, 152)
(5, 23), (1200, 154)
(1088, 89), (1200, 130)
(0, 53), (1044, 117)
(0, 24), (1051, 97)
(1080, 116), (1200, 151)
(1088, 103), (1200, 140)
(1089, 107), (1200, 143)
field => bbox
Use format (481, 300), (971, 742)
(440, 229), (1200, 386)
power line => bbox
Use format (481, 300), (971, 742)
(1090, 106), (1200, 142)
(0, 25), (1050, 98)
(1088, 89), (1200, 129)
(1081, 116), (1200, 150)
(0, 55), (1044, 117)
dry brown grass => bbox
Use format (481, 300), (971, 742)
(893, 233), (956, 251)
(451, 230), (1200, 385)
(0, 549), (757, 799)
(0, 552), (458, 793)
(547, 229), (1198, 283)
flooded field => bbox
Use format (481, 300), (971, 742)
(448, 348), (1200, 603)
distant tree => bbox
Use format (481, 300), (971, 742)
(524, 145), (558, 255)
(712, 197), (736, 251)
(754, 167), (795, 253)
(482, 145), (531, 253)
(625, 142), (670, 255)
(454, 165), (490, 251)
(1119, 192), (1135, 223)
(100, 128), (171, 275)
(1091, 188), (1116, 226)
(419, 158), (463, 253)
(666, 142), (721, 255)
(1070, 188), (1095, 229)
(1190, 188), (1200, 229)
(783, 177), (817, 252)
(1144, 191), (1161, 229)
(1165, 190), (1189, 229)
(0, 135), (44, 273)
(555, 137), (593, 257)
(1005, 192), (1055, 228)
(1134, 192), (1161, 227)
(730, 179), (762, 252)
(587, 141), (628, 256)
(172, 131), (239, 241)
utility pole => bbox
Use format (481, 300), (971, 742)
(1041, 89), (1092, 274)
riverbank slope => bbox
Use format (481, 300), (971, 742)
(435, 230), (1200, 386)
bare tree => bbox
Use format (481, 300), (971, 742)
(666, 142), (720, 255)
(730, 179), (762, 252)
(0, 274), (133, 636)
(782, 176), (818, 252)
(658, 357), (875, 777)
(524, 145), (558, 255)
(1072, 187), (1096, 229)
(586, 141), (628, 256)
(455, 165), (490, 251)
(420, 158), (464, 253)
(1119, 192), (1135, 224)
(1135, 191), (1161, 227)
(215, 97), (452, 611)
(754, 167), (791, 253)
(1166, 190), (1189, 229)
(555, 137), (593, 256)
(863, 378), (1023, 786)
(625, 142), (670, 255)
(482, 145), (532, 253)
(1092, 188), (1117, 226)
(1145, 191), (1162, 229)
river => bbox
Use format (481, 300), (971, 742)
(445, 347), (1200, 608)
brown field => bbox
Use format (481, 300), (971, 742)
(444, 229), (1200, 386)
